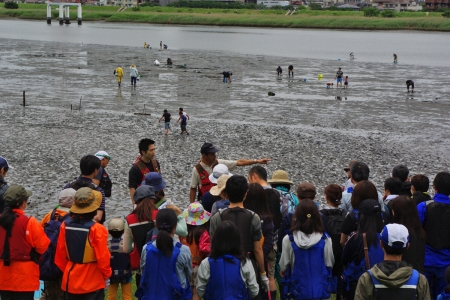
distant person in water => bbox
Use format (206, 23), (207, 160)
(336, 67), (344, 88)
(277, 66), (282, 77)
(350, 52), (355, 60)
(393, 53), (398, 63)
(344, 76), (349, 89)
(406, 80), (414, 93)
(288, 65), (294, 77)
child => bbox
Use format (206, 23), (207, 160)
(196, 221), (259, 300)
(136, 209), (192, 300)
(182, 203), (211, 300)
(107, 218), (132, 300)
(158, 109), (172, 136)
(437, 266), (450, 299)
(276, 66), (282, 76)
(344, 76), (349, 88)
(178, 111), (189, 135)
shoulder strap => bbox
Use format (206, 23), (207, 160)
(363, 233), (370, 270)
(194, 163), (207, 178)
(50, 208), (58, 221)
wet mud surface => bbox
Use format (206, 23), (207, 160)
(1, 38), (449, 221)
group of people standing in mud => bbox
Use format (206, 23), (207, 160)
(2, 139), (450, 300)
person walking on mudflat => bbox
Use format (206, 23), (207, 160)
(160, 41), (162, 51)
(130, 64), (138, 88)
(159, 109), (172, 136)
(114, 65), (124, 88)
(336, 67), (344, 88)
(393, 53), (398, 63)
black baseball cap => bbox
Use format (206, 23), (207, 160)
(359, 199), (381, 215)
(201, 142), (219, 154)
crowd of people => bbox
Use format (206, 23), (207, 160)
(1, 140), (450, 300)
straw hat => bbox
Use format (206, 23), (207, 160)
(267, 170), (294, 185)
(210, 174), (231, 196)
(70, 187), (102, 214)
(183, 202), (210, 226)
(131, 64), (136, 68)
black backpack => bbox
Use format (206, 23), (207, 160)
(39, 209), (71, 281)
(320, 208), (348, 238)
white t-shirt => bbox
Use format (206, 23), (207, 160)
(190, 159), (237, 189)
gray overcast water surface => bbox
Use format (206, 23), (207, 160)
(2, 19), (450, 67)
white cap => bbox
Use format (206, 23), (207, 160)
(381, 223), (409, 249)
(95, 151), (110, 161)
(209, 164), (232, 184)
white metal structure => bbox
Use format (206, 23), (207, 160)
(47, 2), (82, 25)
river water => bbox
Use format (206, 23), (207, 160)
(2, 19), (450, 67)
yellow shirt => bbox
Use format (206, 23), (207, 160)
(115, 67), (124, 77)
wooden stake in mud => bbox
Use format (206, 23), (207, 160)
(79, 96), (82, 109)
(134, 104), (152, 116)
(71, 104), (73, 111)
(23, 91), (26, 107)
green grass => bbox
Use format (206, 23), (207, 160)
(1, 4), (449, 31)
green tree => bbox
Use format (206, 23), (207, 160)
(4, 1), (19, 9)
(363, 7), (380, 16)
(381, 9), (396, 17)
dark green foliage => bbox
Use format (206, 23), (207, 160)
(309, 3), (322, 10)
(132, 5), (140, 11)
(297, 5), (306, 10)
(5, 1), (19, 9)
(363, 7), (380, 16)
(443, 10), (450, 17)
(381, 9), (396, 17)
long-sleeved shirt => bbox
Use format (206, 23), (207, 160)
(55, 221), (112, 294)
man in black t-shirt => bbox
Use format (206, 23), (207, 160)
(128, 139), (160, 206)
(158, 109), (172, 136)
(336, 67), (344, 88)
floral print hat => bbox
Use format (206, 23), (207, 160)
(183, 202), (211, 226)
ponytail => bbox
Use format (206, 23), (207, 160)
(0, 200), (24, 231)
(156, 229), (174, 257)
(155, 209), (178, 257)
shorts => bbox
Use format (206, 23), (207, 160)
(164, 122), (170, 129)
(190, 265), (199, 287)
(181, 125), (187, 131)
(268, 246), (277, 279)
(344, 82), (348, 85)
(337, 77), (343, 83)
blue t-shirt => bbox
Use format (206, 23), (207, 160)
(180, 115), (187, 126)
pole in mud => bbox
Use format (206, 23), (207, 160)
(23, 91), (26, 107)
(79, 96), (82, 109)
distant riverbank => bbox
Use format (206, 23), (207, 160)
(1, 4), (450, 31)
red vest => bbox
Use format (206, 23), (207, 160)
(125, 212), (157, 270)
(0, 213), (33, 264)
(133, 156), (161, 186)
(195, 160), (218, 196)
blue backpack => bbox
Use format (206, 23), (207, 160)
(437, 293), (450, 300)
(282, 233), (332, 300)
(39, 209), (71, 281)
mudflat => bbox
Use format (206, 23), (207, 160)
(1, 38), (449, 220)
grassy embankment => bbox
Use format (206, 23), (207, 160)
(1, 4), (450, 31)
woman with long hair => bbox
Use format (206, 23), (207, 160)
(0, 185), (50, 300)
(124, 185), (187, 285)
(196, 221), (259, 300)
(340, 180), (379, 247)
(341, 199), (384, 300)
(320, 184), (347, 300)
(244, 183), (275, 299)
(279, 200), (334, 300)
(390, 195), (426, 273)
(136, 209), (192, 300)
